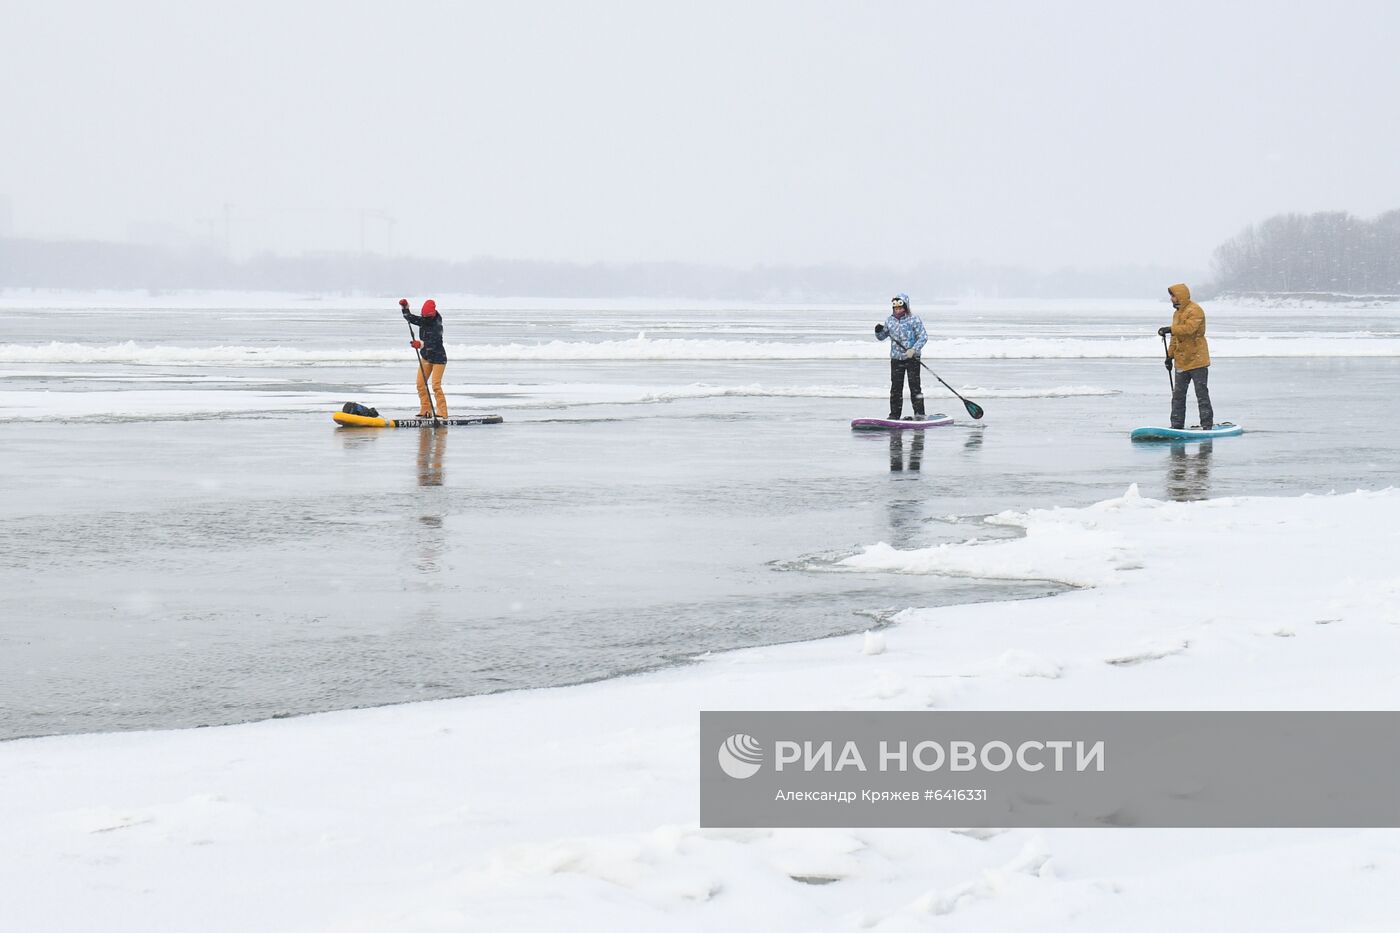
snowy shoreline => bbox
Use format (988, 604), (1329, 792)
(6, 486), (1400, 931)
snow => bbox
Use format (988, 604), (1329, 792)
(5, 486), (1400, 930)
(839, 484), (1150, 588)
(0, 388), (342, 420)
(0, 382), (1117, 421)
(2, 288), (1398, 314)
(4, 334), (1400, 365)
(639, 383), (1119, 402)
(0, 341), (428, 366)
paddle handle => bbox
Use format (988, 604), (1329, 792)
(1160, 333), (1173, 391)
(406, 316), (438, 419)
(887, 334), (985, 420)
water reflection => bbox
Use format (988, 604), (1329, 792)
(883, 432), (926, 547)
(335, 426), (381, 450)
(415, 427), (448, 574)
(888, 431), (925, 473)
(417, 426), (447, 487)
(1166, 440), (1213, 501)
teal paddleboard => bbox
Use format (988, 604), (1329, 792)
(1131, 423), (1243, 441)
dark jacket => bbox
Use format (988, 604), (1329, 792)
(403, 309), (447, 364)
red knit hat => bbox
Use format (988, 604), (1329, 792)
(421, 299), (437, 317)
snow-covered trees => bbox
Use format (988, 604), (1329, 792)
(1213, 211), (1400, 295)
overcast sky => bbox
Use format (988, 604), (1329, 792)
(3, 0), (1398, 274)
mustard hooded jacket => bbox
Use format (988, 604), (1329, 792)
(1166, 284), (1210, 371)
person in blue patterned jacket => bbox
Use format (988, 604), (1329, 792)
(874, 292), (928, 420)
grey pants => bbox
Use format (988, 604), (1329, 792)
(1171, 366), (1214, 429)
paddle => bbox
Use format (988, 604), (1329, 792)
(399, 298), (437, 420)
(1159, 332), (1173, 391)
(886, 333), (985, 420)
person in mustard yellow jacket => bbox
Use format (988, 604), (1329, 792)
(1157, 283), (1213, 430)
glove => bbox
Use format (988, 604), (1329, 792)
(399, 298), (409, 310)
(904, 348), (918, 360)
(1164, 359), (1173, 371)
(1158, 326), (1171, 337)
(874, 323), (886, 336)
(411, 339), (423, 349)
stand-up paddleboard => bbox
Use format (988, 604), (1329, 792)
(333, 411), (504, 428)
(852, 414), (954, 431)
(1131, 422), (1242, 441)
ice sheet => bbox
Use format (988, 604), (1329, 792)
(4, 487), (1400, 931)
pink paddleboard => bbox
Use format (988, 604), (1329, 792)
(851, 415), (954, 431)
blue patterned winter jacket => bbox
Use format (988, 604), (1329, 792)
(877, 313), (928, 359)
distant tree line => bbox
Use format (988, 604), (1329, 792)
(0, 236), (1179, 300)
(1213, 210), (1400, 296)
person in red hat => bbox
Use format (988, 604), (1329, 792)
(399, 298), (449, 418)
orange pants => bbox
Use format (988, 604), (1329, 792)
(415, 361), (447, 417)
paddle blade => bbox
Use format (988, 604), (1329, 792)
(964, 399), (985, 420)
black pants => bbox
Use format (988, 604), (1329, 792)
(889, 358), (925, 419)
(889, 431), (925, 472)
(1171, 366), (1213, 429)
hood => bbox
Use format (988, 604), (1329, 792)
(1168, 283), (1191, 306)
